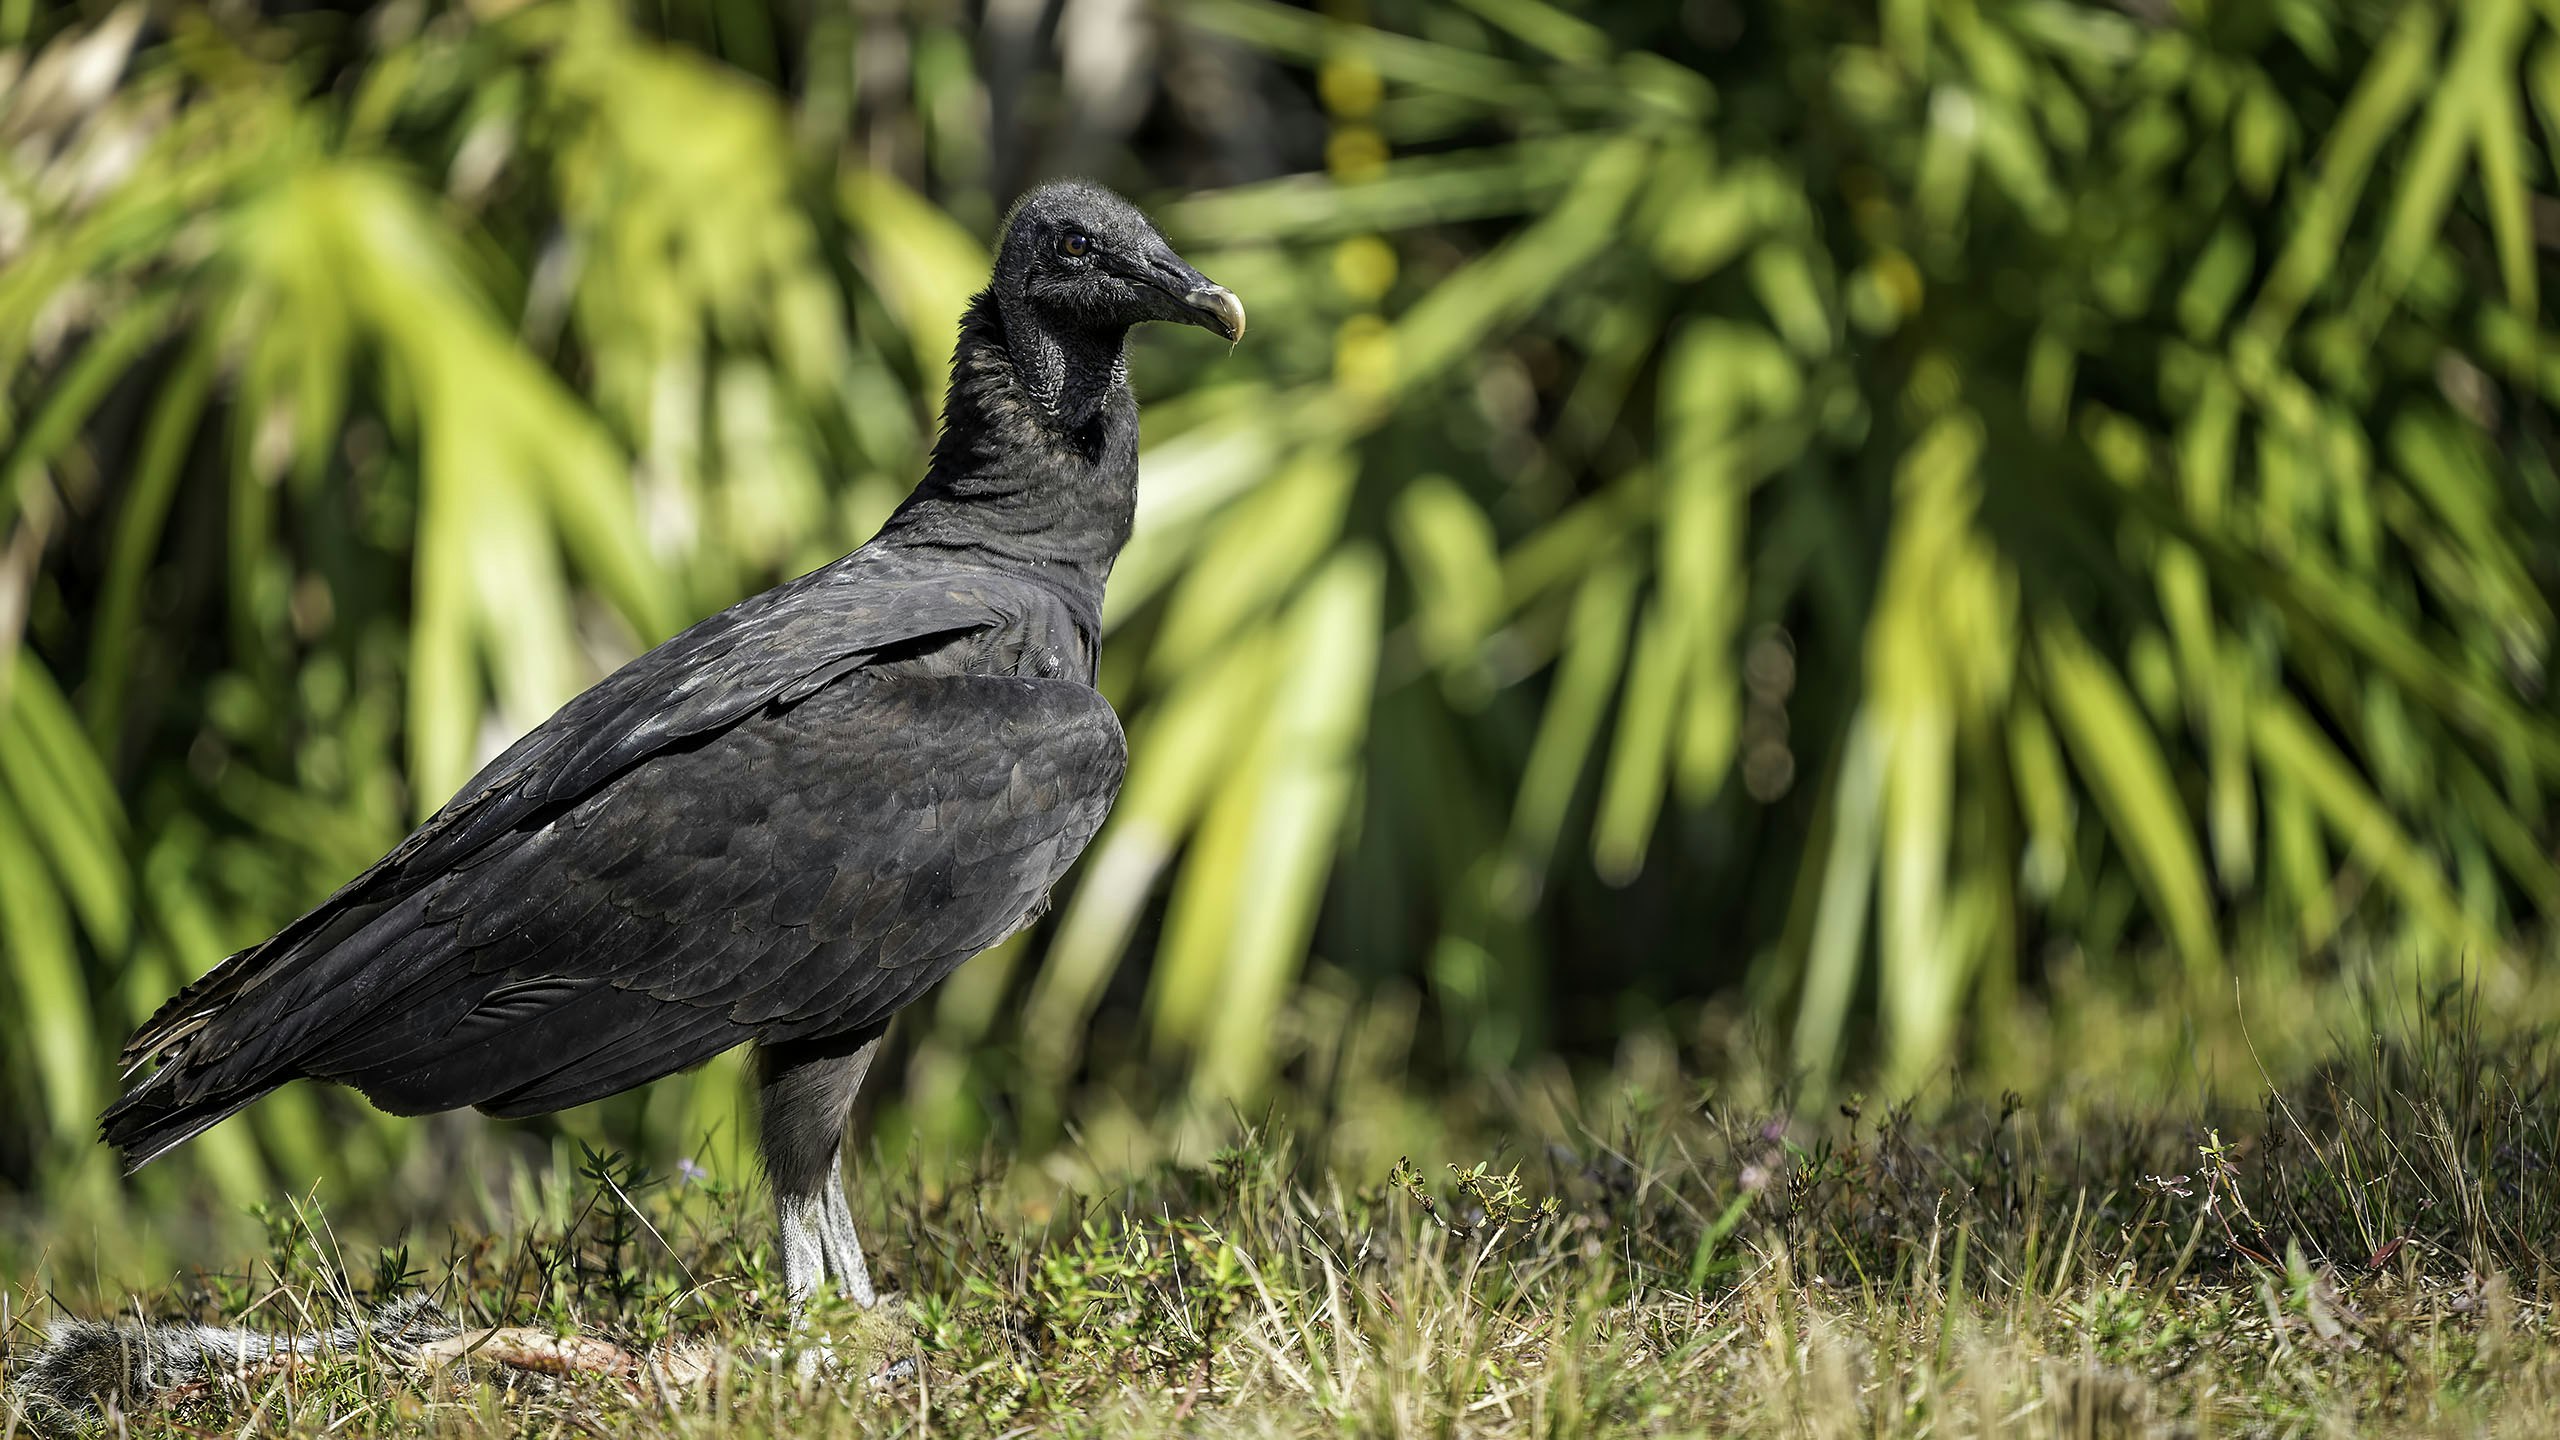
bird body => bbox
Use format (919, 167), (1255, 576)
(109, 550), (1121, 1154)
(97, 180), (1243, 1320)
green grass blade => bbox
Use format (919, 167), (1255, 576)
(2242, 4), (2439, 346)
(2250, 695), (2503, 962)
(83, 324), (216, 743)
(0, 655), (129, 952)
(1024, 642), (1272, 1082)
(2360, 0), (2528, 319)
(0, 291), (176, 536)
(2036, 618), (2223, 979)
(841, 167), (990, 399)
(1791, 713), (1885, 1088)
(1149, 451), (1354, 682)
(0, 787), (98, 1144)
(1501, 555), (1638, 911)
(1592, 596), (1688, 885)
(1195, 549), (1383, 1100)
(1391, 473), (1504, 673)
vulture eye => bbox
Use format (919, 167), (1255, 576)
(1057, 231), (1093, 258)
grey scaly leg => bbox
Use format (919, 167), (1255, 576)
(755, 1034), (883, 1317)
(817, 1155), (875, 1306)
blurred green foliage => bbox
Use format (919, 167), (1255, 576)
(1, 0), (2556, 1229)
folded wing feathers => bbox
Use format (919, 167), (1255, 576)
(112, 671), (1121, 1136)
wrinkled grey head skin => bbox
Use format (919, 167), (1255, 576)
(994, 180), (1245, 344)
(978, 181), (1243, 431)
(893, 179), (1242, 593)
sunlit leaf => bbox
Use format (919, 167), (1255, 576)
(2037, 619), (2224, 980)
(1195, 549), (1383, 1098)
(2252, 695), (2503, 961)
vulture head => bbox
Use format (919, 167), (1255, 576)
(995, 180), (1246, 345)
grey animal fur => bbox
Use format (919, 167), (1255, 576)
(12, 1036), (884, 1421)
(7, 1294), (453, 1425)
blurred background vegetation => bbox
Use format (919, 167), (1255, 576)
(3, 0), (2557, 1272)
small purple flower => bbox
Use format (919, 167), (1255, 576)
(678, 1158), (709, 1185)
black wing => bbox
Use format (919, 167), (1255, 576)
(106, 671), (1122, 1163)
(121, 552), (1062, 1072)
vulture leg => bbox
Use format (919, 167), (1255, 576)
(756, 1033), (882, 1314)
(819, 1164), (868, 1298)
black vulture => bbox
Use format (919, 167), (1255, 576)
(101, 181), (1244, 1317)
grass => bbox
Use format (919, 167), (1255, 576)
(7, 974), (2560, 1437)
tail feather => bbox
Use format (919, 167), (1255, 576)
(99, 1074), (285, 1173)
(121, 895), (398, 1071)
(104, 890), (437, 1168)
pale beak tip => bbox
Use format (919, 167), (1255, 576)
(1187, 286), (1246, 343)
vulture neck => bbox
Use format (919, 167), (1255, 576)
(882, 291), (1138, 606)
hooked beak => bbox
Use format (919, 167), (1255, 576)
(1120, 240), (1247, 343)
(1184, 285), (1247, 343)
